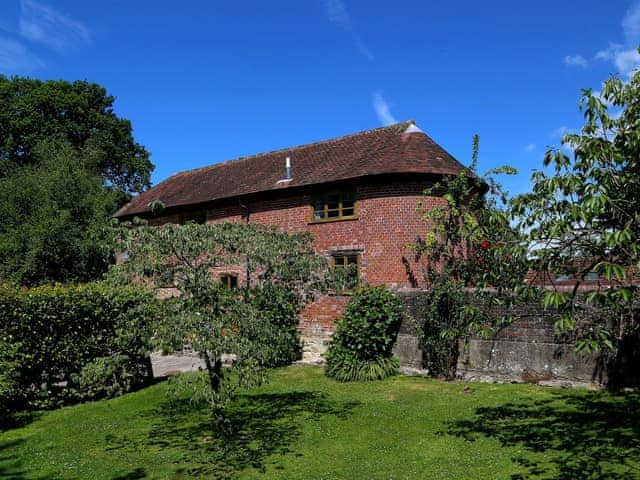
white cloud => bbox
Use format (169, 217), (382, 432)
(622, 1), (640, 44)
(524, 144), (536, 152)
(590, 3), (640, 77)
(19, 0), (90, 52)
(595, 42), (640, 77)
(551, 126), (572, 138)
(353, 33), (374, 61)
(323, 0), (351, 28)
(0, 36), (43, 73)
(322, 0), (373, 60)
(563, 55), (588, 67)
(372, 93), (398, 126)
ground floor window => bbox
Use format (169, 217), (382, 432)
(220, 273), (238, 289)
(331, 252), (360, 292)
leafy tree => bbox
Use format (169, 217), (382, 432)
(512, 63), (640, 355)
(0, 76), (152, 196)
(413, 136), (530, 378)
(113, 222), (326, 419)
(0, 140), (118, 284)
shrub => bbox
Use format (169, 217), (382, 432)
(325, 286), (403, 381)
(0, 282), (159, 408)
(74, 354), (133, 400)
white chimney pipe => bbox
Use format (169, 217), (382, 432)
(285, 156), (292, 179)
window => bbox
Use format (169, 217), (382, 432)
(220, 273), (238, 289)
(180, 210), (207, 225)
(311, 191), (356, 222)
(331, 253), (360, 292)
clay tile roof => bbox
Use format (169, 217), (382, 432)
(115, 120), (467, 218)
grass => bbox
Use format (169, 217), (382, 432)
(1, 366), (639, 479)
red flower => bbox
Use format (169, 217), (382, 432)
(479, 240), (491, 250)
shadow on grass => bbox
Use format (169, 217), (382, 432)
(111, 467), (147, 479)
(0, 411), (41, 434)
(444, 391), (640, 479)
(0, 438), (47, 480)
(108, 390), (359, 479)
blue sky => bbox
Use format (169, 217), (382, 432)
(1, 1), (639, 196)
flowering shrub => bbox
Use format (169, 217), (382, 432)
(411, 136), (531, 378)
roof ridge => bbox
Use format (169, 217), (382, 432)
(167, 120), (415, 178)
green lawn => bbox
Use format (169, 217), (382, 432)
(1, 366), (638, 479)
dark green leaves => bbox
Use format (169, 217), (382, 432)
(512, 60), (640, 352)
(0, 76), (152, 195)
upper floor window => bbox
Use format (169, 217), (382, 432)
(311, 191), (356, 222)
(180, 210), (207, 225)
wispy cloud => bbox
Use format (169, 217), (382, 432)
(323, 0), (350, 28)
(563, 55), (588, 67)
(551, 126), (572, 138)
(524, 143), (536, 152)
(372, 93), (398, 126)
(322, 0), (373, 60)
(19, 0), (90, 52)
(595, 42), (640, 77)
(622, 1), (640, 43)
(562, 3), (640, 77)
(0, 36), (44, 73)
(593, 3), (640, 77)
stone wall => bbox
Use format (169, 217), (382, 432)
(392, 290), (624, 386)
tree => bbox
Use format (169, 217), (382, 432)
(112, 221), (326, 419)
(0, 76), (152, 196)
(412, 136), (530, 378)
(512, 62), (640, 355)
(0, 78), (153, 284)
(0, 140), (118, 285)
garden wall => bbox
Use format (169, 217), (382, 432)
(393, 290), (638, 387)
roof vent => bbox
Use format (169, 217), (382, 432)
(277, 156), (293, 184)
(404, 123), (424, 134)
(285, 156), (292, 180)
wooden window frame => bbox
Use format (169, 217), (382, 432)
(310, 191), (357, 223)
(220, 273), (238, 289)
(330, 252), (361, 294)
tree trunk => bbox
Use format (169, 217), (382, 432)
(202, 351), (223, 409)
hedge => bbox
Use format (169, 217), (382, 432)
(0, 282), (159, 409)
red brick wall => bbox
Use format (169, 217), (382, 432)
(150, 179), (441, 336)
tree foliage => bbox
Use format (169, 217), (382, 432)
(113, 221), (326, 418)
(0, 140), (118, 285)
(0, 78), (153, 285)
(512, 63), (640, 353)
(0, 76), (152, 196)
(413, 136), (530, 378)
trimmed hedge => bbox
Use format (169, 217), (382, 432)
(325, 286), (403, 382)
(0, 282), (159, 409)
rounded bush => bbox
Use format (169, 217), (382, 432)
(325, 286), (403, 382)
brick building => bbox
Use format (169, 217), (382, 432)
(114, 120), (467, 354)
